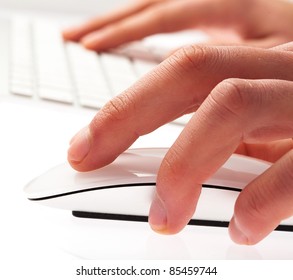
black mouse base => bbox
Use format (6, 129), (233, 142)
(72, 211), (293, 232)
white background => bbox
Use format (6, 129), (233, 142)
(0, 0), (128, 14)
(0, 0), (292, 279)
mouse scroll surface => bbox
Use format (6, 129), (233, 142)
(24, 148), (293, 231)
(24, 148), (163, 217)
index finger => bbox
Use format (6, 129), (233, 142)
(67, 45), (293, 172)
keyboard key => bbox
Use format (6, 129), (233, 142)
(33, 20), (72, 99)
(112, 41), (163, 61)
(66, 42), (111, 106)
(78, 95), (108, 110)
(10, 17), (34, 97)
(10, 84), (34, 97)
(100, 53), (137, 96)
(38, 87), (74, 104)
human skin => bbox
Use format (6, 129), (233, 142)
(63, 0), (293, 50)
(63, 0), (293, 245)
(67, 42), (293, 245)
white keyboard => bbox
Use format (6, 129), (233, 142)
(9, 17), (191, 125)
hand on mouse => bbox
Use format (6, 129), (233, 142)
(62, 0), (293, 51)
(67, 42), (293, 245)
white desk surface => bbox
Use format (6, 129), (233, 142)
(0, 1), (292, 279)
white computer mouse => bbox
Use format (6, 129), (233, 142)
(24, 148), (293, 231)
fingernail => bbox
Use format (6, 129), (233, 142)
(149, 194), (168, 233)
(68, 127), (90, 164)
(229, 216), (249, 245)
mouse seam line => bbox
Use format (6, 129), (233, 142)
(71, 211), (293, 232)
(27, 184), (242, 201)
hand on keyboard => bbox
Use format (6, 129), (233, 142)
(62, 0), (293, 51)
(67, 0), (293, 246)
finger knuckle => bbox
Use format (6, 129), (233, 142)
(234, 187), (270, 224)
(208, 78), (252, 121)
(169, 45), (209, 73)
(152, 45), (212, 102)
(100, 92), (136, 122)
(159, 145), (188, 193)
(163, 147), (185, 179)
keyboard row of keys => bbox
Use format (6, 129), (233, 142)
(9, 17), (191, 125)
(10, 17), (158, 108)
(33, 20), (74, 103)
(10, 18), (35, 97)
